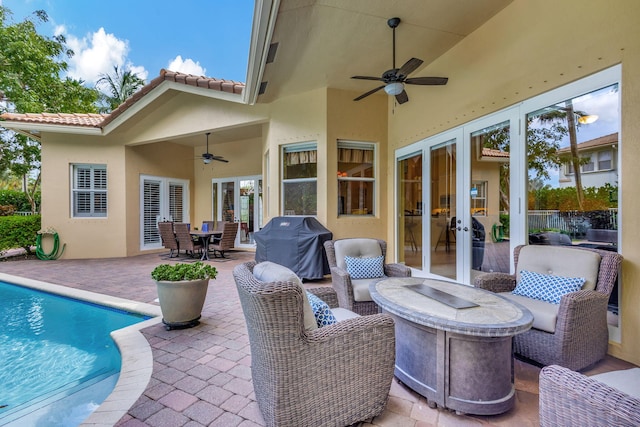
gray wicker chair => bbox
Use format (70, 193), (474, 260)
(474, 244), (622, 370)
(233, 261), (396, 427)
(539, 365), (640, 427)
(324, 238), (411, 315)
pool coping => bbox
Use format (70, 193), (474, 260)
(0, 272), (162, 427)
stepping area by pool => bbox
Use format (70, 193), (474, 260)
(0, 251), (635, 426)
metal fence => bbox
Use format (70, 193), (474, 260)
(528, 209), (618, 238)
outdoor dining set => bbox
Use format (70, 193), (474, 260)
(158, 220), (239, 260)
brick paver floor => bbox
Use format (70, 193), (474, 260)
(0, 250), (635, 426)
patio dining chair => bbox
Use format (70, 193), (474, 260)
(210, 221), (239, 258)
(173, 222), (203, 258)
(158, 221), (179, 257)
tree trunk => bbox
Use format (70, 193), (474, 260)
(565, 101), (585, 211)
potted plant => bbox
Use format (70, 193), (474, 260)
(151, 261), (217, 330)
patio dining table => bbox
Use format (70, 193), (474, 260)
(190, 231), (222, 261)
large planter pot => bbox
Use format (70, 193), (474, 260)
(155, 278), (210, 330)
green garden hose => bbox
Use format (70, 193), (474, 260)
(491, 223), (504, 243)
(36, 228), (66, 260)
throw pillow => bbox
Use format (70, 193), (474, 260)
(513, 270), (585, 304)
(306, 291), (337, 327)
(344, 255), (384, 279)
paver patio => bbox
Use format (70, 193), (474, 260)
(0, 250), (635, 426)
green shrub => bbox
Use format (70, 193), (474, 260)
(151, 262), (217, 281)
(0, 215), (41, 254)
(0, 190), (40, 213)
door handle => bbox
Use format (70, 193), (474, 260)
(463, 226), (469, 232)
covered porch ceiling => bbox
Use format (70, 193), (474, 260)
(257, 0), (513, 103)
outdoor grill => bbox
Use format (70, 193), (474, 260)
(254, 216), (333, 280)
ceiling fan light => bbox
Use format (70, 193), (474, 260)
(384, 82), (404, 96)
(203, 157), (212, 164)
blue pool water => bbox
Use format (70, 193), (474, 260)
(0, 281), (149, 426)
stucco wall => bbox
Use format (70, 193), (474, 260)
(192, 136), (263, 224)
(385, 0), (640, 364)
(41, 133), (127, 259)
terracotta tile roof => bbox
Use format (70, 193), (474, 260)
(0, 112), (107, 127)
(100, 69), (245, 128)
(557, 132), (618, 153)
(481, 147), (510, 158)
(0, 69), (245, 130)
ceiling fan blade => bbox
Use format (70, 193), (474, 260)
(352, 75), (385, 81)
(213, 157), (229, 163)
(354, 85), (385, 101)
(398, 58), (424, 77)
(395, 90), (409, 104)
(405, 76), (449, 85)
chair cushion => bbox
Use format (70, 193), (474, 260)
(590, 368), (640, 398)
(500, 292), (560, 333)
(334, 238), (383, 270)
(517, 245), (601, 291)
(306, 292), (337, 327)
(513, 270), (585, 304)
(253, 261), (318, 331)
(344, 255), (384, 279)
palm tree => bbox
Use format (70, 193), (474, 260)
(96, 66), (145, 112)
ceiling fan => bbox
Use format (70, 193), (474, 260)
(199, 132), (228, 164)
(352, 17), (448, 104)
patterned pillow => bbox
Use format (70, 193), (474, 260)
(305, 292), (337, 327)
(513, 270), (585, 304)
(344, 255), (384, 279)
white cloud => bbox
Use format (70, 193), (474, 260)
(60, 27), (148, 86)
(167, 55), (206, 76)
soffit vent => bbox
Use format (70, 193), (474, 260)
(259, 81), (268, 95)
(266, 42), (279, 63)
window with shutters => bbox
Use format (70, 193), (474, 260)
(337, 140), (375, 215)
(71, 164), (107, 217)
(281, 142), (317, 215)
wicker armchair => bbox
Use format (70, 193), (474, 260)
(474, 244), (622, 370)
(324, 238), (411, 315)
(233, 261), (396, 427)
(539, 365), (640, 427)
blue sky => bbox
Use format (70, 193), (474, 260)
(2, 0), (255, 87)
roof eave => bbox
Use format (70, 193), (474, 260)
(243, 0), (280, 105)
(102, 81), (245, 135)
(0, 121), (102, 140)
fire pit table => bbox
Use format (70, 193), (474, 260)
(370, 277), (533, 415)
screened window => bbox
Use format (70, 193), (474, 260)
(282, 142), (317, 215)
(337, 141), (375, 215)
(599, 150), (612, 170)
(72, 164), (107, 217)
(582, 154), (595, 172)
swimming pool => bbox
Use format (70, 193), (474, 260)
(0, 274), (162, 426)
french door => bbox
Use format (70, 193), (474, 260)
(396, 110), (519, 284)
(212, 176), (263, 249)
(140, 175), (189, 250)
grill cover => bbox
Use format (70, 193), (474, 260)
(254, 216), (333, 280)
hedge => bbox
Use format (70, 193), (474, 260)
(0, 190), (40, 213)
(0, 215), (41, 254)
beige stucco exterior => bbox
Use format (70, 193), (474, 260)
(6, 0), (639, 365)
